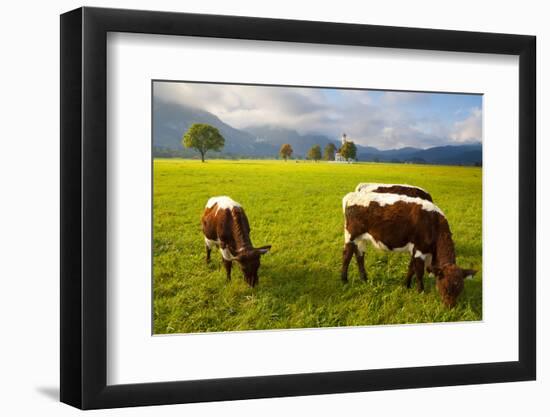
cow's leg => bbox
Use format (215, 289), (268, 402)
(341, 242), (355, 283)
(205, 245), (212, 264)
(223, 259), (232, 281)
(354, 244), (367, 281)
(413, 257), (425, 293)
(425, 254), (434, 274)
(204, 237), (213, 263)
(405, 256), (415, 289)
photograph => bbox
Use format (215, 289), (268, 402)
(51, 2), (541, 412)
(152, 81), (483, 334)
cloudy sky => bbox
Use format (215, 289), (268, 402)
(154, 81), (482, 150)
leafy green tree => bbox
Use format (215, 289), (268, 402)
(339, 141), (357, 161)
(323, 143), (336, 161)
(307, 144), (322, 162)
(182, 123), (225, 162)
(279, 143), (293, 161)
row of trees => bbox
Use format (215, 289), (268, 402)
(181, 122), (357, 162)
(279, 141), (356, 162)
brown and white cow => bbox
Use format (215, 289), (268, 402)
(356, 183), (434, 288)
(341, 191), (476, 307)
(355, 183), (433, 202)
(201, 196), (271, 287)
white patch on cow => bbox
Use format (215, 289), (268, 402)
(220, 246), (237, 261)
(344, 228), (351, 244)
(464, 274), (474, 280)
(205, 237), (237, 261)
(360, 232), (389, 251)
(204, 237), (219, 249)
(352, 232), (416, 255)
(414, 250), (433, 267)
(354, 235), (369, 254)
(342, 191), (445, 216)
(355, 183), (428, 194)
(393, 242), (415, 254)
(206, 196), (241, 213)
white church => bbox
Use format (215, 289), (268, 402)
(334, 133), (355, 163)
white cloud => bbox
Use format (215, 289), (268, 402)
(154, 81), (330, 133)
(450, 107), (482, 143)
(154, 82), (482, 149)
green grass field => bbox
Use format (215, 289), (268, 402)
(153, 159), (482, 334)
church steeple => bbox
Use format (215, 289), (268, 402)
(341, 133), (347, 145)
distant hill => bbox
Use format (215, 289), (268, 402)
(153, 100), (482, 165)
(357, 143), (482, 165)
(153, 100), (278, 157)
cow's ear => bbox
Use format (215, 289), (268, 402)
(461, 268), (477, 280)
(256, 245), (271, 255)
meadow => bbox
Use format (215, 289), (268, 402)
(153, 159), (482, 334)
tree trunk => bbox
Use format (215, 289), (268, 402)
(200, 151), (205, 162)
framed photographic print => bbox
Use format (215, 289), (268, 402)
(60, 6), (536, 410)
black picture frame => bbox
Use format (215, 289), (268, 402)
(60, 6), (536, 410)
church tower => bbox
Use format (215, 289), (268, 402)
(335, 133), (349, 162)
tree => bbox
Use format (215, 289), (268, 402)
(323, 143), (336, 161)
(279, 143), (293, 161)
(339, 140), (357, 161)
(182, 123), (225, 162)
(307, 144), (322, 162)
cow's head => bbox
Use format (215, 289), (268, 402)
(432, 264), (477, 308)
(235, 245), (271, 287)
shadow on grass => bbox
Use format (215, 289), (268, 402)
(250, 257), (482, 317)
(256, 261), (414, 303)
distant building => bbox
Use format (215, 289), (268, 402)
(333, 133), (354, 163)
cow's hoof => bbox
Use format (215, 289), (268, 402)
(359, 273), (367, 282)
(341, 274), (349, 284)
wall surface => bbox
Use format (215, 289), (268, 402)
(0, 0), (546, 415)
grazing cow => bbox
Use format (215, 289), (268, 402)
(355, 183), (433, 202)
(341, 191), (476, 307)
(356, 183), (434, 286)
(201, 196), (271, 287)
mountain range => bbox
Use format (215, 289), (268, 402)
(153, 100), (482, 165)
